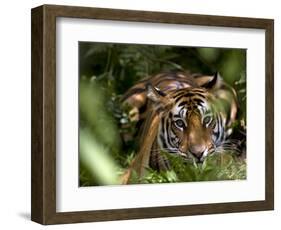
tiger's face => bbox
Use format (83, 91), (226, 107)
(148, 86), (225, 162)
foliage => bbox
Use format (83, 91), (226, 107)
(140, 151), (246, 184)
(79, 42), (246, 186)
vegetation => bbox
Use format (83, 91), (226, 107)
(79, 43), (246, 186)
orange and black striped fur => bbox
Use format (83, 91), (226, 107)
(121, 71), (238, 183)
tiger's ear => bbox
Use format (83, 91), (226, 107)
(195, 72), (222, 90)
(146, 83), (166, 103)
(146, 84), (174, 112)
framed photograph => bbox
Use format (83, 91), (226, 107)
(31, 4), (274, 224)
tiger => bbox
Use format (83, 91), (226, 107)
(121, 71), (240, 183)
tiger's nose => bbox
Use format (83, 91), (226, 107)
(189, 145), (206, 160)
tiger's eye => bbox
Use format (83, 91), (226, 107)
(203, 116), (211, 125)
(175, 119), (185, 128)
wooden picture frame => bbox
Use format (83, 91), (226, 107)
(31, 4), (274, 225)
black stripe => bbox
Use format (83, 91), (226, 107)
(178, 101), (187, 107)
(216, 115), (223, 143)
(161, 117), (165, 135)
(174, 92), (206, 103)
(186, 92), (206, 98)
(165, 117), (174, 148)
(169, 112), (173, 120)
(160, 134), (168, 149)
(192, 98), (205, 106)
(190, 89), (206, 93)
(183, 92), (195, 97)
(175, 95), (188, 103)
(173, 91), (186, 99)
